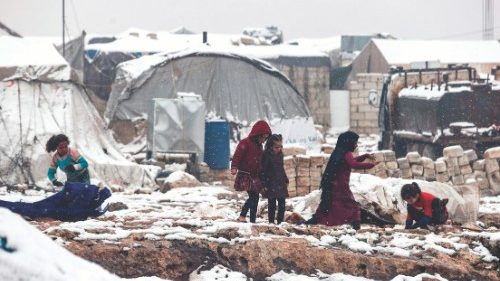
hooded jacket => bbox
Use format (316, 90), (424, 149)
(231, 120), (272, 177)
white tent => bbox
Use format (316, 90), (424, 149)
(0, 36), (156, 188)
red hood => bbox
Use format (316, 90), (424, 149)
(248, 120), (272, 138)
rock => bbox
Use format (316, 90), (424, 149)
(108, 202), (129, 212)
(158, 171), (201, 192)
(484, 147), (500, 159)
(443, 145), (464, 158)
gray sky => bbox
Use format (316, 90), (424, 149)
(2, 0), (500, 40)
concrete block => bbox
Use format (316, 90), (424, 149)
(397, 158), (410, 169)
(485, 158), (500, 174)
(435, 160), (447, 173)
(443, 145), (464, 158)
(472, 159), (485, 171)
(458, 155), (469, 166)
(411, 164), (424, 176)
(484, 147), (500, 159)
(421, 157), (434, 169)
(382, 150), (397, 161)
(452, 175), (465, 185)
(460, 165), (473, 175)
(445, 157), (459, 167)
(406, 152), (421, 164)
(464, 149), (478, 163)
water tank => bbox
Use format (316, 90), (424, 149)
(204, 120), (230, 169)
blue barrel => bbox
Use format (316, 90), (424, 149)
(204, 120), (230, 169)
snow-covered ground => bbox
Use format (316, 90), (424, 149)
(1, 177), (499, 280)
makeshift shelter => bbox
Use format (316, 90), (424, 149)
(0, 36), (156, 188)
(348, 39), (500, 87)
(105, 47), (320, 151)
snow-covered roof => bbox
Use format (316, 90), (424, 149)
(373, 39), (500, 64)
(286, 36), (342, 53)
(0, 36), (71, 81)
(86, 29), (329, 59)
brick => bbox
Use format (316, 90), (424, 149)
(464, 149), (478, 162)
(460, 165), (473, 175)
(386, 161), (398, 170)
(485, 159), (500, 174)
(411, 164), (424, 176)
(421, 157), (434, 169)
(373, 151), (385, 162)
(436, 173), (449, 183)
(406, 152), (421, 164)
(458, 155), (469, 166)
(401, 169), (413, 179)
(443, 145), (464, 158)
(472, 160), (485, 171)
(445, 157), (459, 167)
(452, 175), (465, 185)
(397, 158), (410, 169)
(484, 147), (500, 159)
(435, 160), (447, 173)
(424, 168), (436, 180)
(382, 150), (397, 161)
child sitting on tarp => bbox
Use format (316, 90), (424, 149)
(46, 134), (90, 186)
(401, 182), (449, 229)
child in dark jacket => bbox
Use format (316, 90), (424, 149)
(231, 120), (272, 223)
(261, 134), (289, 224)
(401, 182), (449, 229)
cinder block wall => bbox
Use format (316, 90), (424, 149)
(349, 73), (385, 134)
(276, 64), (331, 127)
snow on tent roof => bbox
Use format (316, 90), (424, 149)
(105, 46), (311, 124)
(373, 39), (500, 65)
(0, 36), (71, 81)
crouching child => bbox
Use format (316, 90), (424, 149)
(401, 182), (449, 230)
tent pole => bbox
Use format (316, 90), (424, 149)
(62, 0), (66, 56)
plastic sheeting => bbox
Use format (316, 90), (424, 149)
(0, 80), (157, 188)
(105, 49), (311, 124)
(148, 95), (206, 161)
(0, 36), (72, 82)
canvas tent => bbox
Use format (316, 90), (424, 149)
(105, 47), (320, 150)
(0, 36), (156, 188)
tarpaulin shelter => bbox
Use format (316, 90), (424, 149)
(0, 36), (156, 188)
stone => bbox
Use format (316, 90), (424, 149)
(296, 176), (310, 186)
(296, 167), (310, 176)
(452, 175), (465, 185)
(373, 151), (385, 162)
(445, 157), (459, 167)
(397, 158), (410, 169)
(443, 145), (464, 158)
(406, 152), (421, 164)
(436, 173), (449, 183)
(485, 159), (500, 174)
(159, 171), (201, 192)
(411, 165), (424, 176)
(484, 147), (500, 159)
(421, 157), (435, 170)
(424, 168), (436, 180)
(487, 171), (500, 194)
(310, 155), (324, 166)
(401, 169), (413, 179)
(460, 165), (473, 175)
(386, 161), (398, 170)
(458, 155), (469, 166)
(464, 150), (478, 163)
(472, 160), (485, 171)
(435, 160), (447, 173)
(295, 155), (311, 167)
(382, 150), (397, 162)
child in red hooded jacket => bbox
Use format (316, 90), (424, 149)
(231, 120), (272, 223)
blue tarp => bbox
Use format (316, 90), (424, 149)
(0, 182), (111, 221)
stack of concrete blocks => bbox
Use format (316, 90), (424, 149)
(295, 155), (311, 196)
(484, 147), (500, 195)
(421, 157), (436, 181)
(321, 144), (335, 155)
(284, 156), (297, 197)
(309, 155), (325, 190)
(472, 158), (489, 192)
(199, 163), (234, 187)
(397, 157), (412, 179)
(406, 152), (423, 180)
(442, 145), (474, 186)
(434, 158), (449, 183)
(463, 149), (478, 184)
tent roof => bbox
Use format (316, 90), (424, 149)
(372, 39), (500, 64)
(0, 36), (71, 81)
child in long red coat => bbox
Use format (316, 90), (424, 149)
(261, 134), (289, 224)
(401, 182), (449, 229)
(231, 120), (272, 223)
